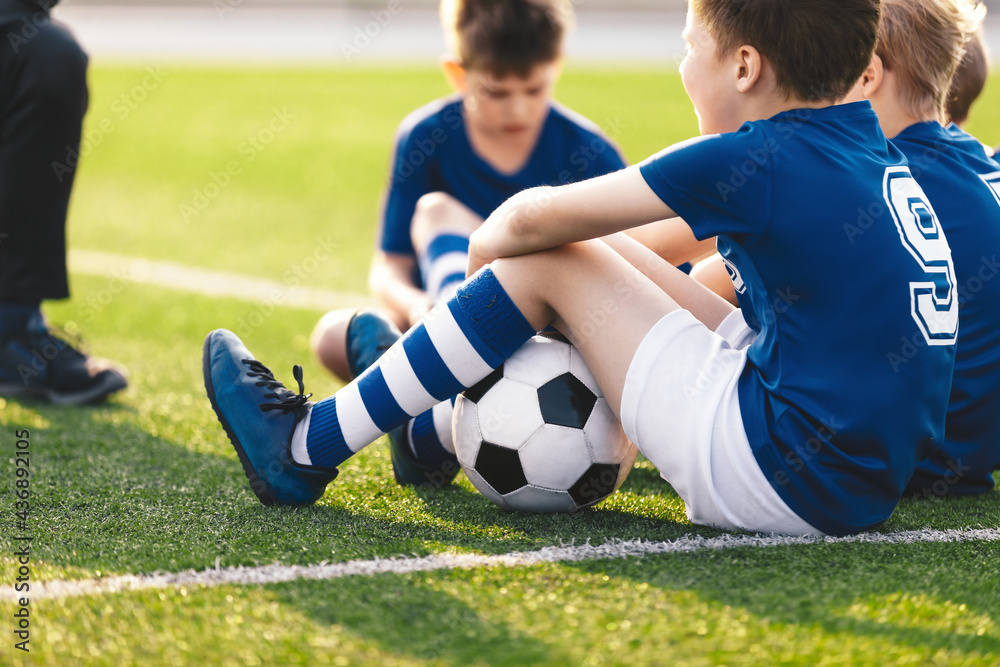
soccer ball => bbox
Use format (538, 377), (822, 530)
(452, 334), (638, 513)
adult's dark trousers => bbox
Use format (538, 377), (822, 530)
(0, 0), (87, 302)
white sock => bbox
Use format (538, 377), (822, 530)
(290, 407), (313, 466)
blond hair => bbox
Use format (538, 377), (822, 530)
(876, 0), (987, 123)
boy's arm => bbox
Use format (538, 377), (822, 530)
(469, 165), (678, 271)
(368, 251), (432, 329)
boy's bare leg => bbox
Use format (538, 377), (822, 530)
(689, 253), (739, 306)
(411, 192), (483, 259)
(204, 235), (740, 505)
(601, 234), (735, 328)
(411, 192), (484, 316)
(491, 236), (734, 417)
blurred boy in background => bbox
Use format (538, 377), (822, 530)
(309, 0), (632, 487)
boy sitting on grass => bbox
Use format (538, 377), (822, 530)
(204, 0), (957, 537)
(309, 0), (657, 488)
(854, 0), (1000, 498)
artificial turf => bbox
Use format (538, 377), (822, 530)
(1, 64), (999, 666)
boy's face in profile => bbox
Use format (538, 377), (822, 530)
(459, 62), (558, 140)
(679, 7), (743, 136)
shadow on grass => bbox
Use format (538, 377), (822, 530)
(269, 574), (565, 665)
(1, 395), (712, 578)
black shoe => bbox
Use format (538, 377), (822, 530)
(0, 329), (127, 405)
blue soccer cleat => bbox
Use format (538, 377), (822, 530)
(345, 308), (403, 380)
(387, 423), (462, 489)
(203, 329), (337, 506)
(345, 309), (459, 488)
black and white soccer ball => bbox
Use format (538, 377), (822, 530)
(452, 334), (638, 513)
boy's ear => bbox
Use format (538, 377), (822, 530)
(734, 45), (764, 94)
(856, 55), (884, 98)
(440, 55), (467, 93)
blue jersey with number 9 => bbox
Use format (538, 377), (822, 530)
(639, 101), (957, 536)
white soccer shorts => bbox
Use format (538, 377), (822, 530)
(621, 308), (823, 536)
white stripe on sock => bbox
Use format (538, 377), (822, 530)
(432, 400), (455, 454)
(380, 352), (438, 417)
(335, 382), (383, 453)
(426, 252), (470, 300)
(425, 304), (494, 387)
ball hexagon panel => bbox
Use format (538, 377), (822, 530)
(475, 441), (528, 495)
(502, 336), (571, 387)
(503, 485), (578, 514)
(568, 463), (623, 507)
(476, 378), (544, 449)
(537, 372), (597, 429)
(519, 425), (593, 490)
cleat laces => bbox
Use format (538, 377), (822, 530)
(242, 359), (313, 414)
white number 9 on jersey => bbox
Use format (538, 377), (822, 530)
(883, 167), (958, 346)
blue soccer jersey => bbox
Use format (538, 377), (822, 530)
(893, 122), (1000, 497)
(638, 102), (957, 536)
(378, 96), (627, 260)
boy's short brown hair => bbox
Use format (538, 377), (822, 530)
(691, 0), (882, 102)
(440, 0), (573, 77)
(876, 0), (986, 124)
(946, 28), (988, 125)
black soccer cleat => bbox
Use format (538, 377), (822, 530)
(0, 329), (127, 405)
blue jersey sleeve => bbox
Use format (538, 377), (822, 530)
(638, 127), (773, 243)
(377, 122), (437, 257)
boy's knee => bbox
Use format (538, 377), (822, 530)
(413, 192), (462, 228)
(492, 240), (598, 283)
(411, 192), (478, 251)
(310, 309), (354, 382)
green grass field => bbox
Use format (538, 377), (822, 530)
(2, 64), (1000, 666)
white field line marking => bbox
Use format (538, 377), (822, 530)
(68, 249), (372, 311)
(19, 528), (1000, 601)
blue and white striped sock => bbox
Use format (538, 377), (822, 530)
(406, 233), (473, 465)
(406, 397), (458, 464)
(301, 267), (534, 469)
(421, 233), (470, 303)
